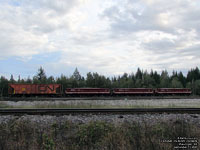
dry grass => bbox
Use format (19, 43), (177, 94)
(0, 119), (199, 150)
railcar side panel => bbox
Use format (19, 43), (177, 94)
(113, 88), (154, 95)
(65, 88), (110, 95)
(8, 84), (62, 95)
(155, 88), (192, 94)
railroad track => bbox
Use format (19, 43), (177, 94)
(0, 108), (200, 115)
(1, 96), (199, 101)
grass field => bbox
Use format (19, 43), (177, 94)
(1, 99), (200, 108)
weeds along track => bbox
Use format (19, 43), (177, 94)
(1, 108), (200, 115)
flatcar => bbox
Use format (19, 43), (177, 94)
(155, 88), (192, 95)
(65, 88), (110, 96)
(112, 88), (154, 95)
(8, 84), (62, 96)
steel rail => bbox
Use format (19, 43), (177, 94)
(0, 108), (200, 115)
(1, 96), (199, 101)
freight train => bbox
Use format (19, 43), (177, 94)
(8, 84), (192, 97)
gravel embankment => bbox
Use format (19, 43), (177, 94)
(0, 113), (200, 126)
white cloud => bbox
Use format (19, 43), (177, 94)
(0, 0), (200, 76)
(0, 21), (48, 59)
(0, 0), (81, 60)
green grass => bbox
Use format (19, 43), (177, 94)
(2, 103), (200, 109)
(1, 100), (200, 109)
(0, 103), (13, 108)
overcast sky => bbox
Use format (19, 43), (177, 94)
(0, 0), (200, 79)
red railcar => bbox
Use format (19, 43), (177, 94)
(65, 88), (110, 95)
(8, 84), (62, 95)
(155, 88), (192, 95)
(112, 88), (154, 95)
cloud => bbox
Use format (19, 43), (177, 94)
(103, 0), (200, 33)
(1, 0), (200, 77)
(0, 0), (81, 60)
(100, 0), (200, 71)
(0, 21), (47, 60)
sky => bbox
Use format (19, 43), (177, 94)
(0, 0), (200, 79)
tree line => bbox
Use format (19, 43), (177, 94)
(1, 67), (200, 96)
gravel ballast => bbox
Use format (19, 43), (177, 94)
(0, 113), (200, 125)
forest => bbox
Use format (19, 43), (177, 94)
(1, 67), (200, 96)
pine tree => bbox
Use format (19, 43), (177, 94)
(86, 72), (94, 87)
(10, 74), (15, 83)
(178, 72), (186, 87)
(34, 66), (47, 84)
(160, 70), (170, 88)
(72, 68), (81, 81)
